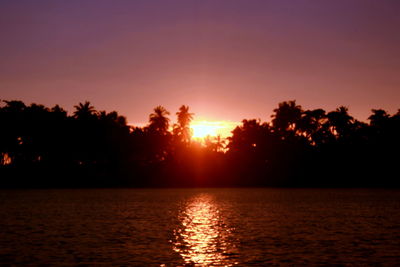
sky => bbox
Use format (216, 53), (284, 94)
(1, 0), (400, 126)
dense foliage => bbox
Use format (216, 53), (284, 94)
(0, 100), (399, 187)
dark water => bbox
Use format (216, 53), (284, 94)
(0, 189), (399, 266)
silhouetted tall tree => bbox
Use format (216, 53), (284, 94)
(327, 106), (354, 139)
(271, 100), (303, 137)
(205, 135), (226, 153)
(368, 109), (390, 128)
(146, 106), (172, 164)
(73, 101), (96, 120)
(174, 105), (194, 143)
(149, 106), (170, 134)
(297, 109), (331, 145)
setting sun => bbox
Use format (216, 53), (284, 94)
(191, 123), (220, 138)
(191, 120), (237, 139)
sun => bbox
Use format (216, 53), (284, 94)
(190, 120), (237, 139)
(191, 124), (218, 138)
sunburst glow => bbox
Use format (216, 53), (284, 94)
(191, 120), (237, 139)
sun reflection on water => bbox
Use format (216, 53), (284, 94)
(172, 194), (238, 266)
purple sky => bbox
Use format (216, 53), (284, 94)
(1, 0), (399, 124)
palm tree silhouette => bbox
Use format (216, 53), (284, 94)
(297, 109), (327, 141)
(368, 109), (389, 127)
(327, 106), (354, 138)
(174, 105), (194, 143)
(149, 105), (170, 134)
(271, 100), (302, 136)
(73, 101), (96, 120)
(214, 135), (226, 152)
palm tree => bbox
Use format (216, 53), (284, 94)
(149, 106), (170, 134)
(174, 105), (194, 143)
(297, 109), (327, 141)
(214, 135), (226, 152)
(271, 100), (302, 135)
(73, 101), (96, 120)
(327, 106), (354, 138)
(368, 109), (389, 127)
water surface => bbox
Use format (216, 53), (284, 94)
(0, 188), (399, 265)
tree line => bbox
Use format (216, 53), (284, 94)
(0, 99), (399, 187)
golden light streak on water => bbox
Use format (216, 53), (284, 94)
(172, 194), (238, 266)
